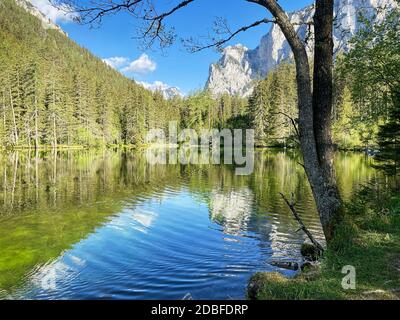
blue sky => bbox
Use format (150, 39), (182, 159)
(35, 0), (313, 94)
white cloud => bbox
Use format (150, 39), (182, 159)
(101, 54), (157, 75)
(122, 54), (157, 75)
(30, 0), (78, 24)
(102, 57), (129, 69)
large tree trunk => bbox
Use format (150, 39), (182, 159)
(312, 0), (342, 240)
(254, 0), (342, 241)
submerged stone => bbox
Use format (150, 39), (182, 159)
(269, 260), (300, 271)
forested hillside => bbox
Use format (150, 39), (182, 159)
(1, 0), (398, 152)
(0, 0), (179, 148)
(0, 0), (253, 149)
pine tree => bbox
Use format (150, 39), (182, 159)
(248, 80), (271, 146)
(374, 91), (400, 177)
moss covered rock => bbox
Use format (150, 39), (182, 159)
(300, 243), (320, 261)
(247, 272), (288, 300)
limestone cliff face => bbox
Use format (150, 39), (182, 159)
(206, 0), (396, 97)
(15, 0), (67, 35)
(205, 45), (255, 98)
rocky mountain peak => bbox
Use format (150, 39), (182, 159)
(206, 0), (397, 98)
(205, 44), (255, 97)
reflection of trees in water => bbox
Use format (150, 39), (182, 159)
(0, 150), (184, 292)
(205, 150), (377, 261)
(0, 149), (378, 216)
(0, 149), (377, 292)
(0, 150), (184, 214)
(204, 151), (316, 260)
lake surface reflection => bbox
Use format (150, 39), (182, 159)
(0, 149), (376, 299)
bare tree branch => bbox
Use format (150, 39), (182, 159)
(55, 0), (195, 49)
(56, 0), (316, 52)
(183, 18), (275, 53)
(51, 0), (144, 24)
(280, 192), (325, 253)
(272, 111), (299, 139)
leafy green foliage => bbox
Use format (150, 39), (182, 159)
(336, 3), (400, 150)
(374, 92), (400, 176)
(179, 91), (248, 132)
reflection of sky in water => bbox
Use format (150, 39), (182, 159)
(0, 150), (376, 300)
(13, 189), (303, 300)
(209, 187), (253, 235)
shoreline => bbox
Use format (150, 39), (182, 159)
(247, 184), (400, 300)
(0, 144), (376, 153)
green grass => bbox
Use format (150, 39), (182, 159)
(249, 184), (400, 300)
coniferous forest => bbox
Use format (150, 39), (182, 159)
(1, 0), (398, 155)
(0, 0), (250, 149)
(0, 0), (181, 148)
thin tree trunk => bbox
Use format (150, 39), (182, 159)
(52, 78), (57, 149)
(35, 148), (39, 202)
(2, 91), (6, 141)
(11, 151), (18, 207)
(9, 87), (18, 146)
(27, 126), (31, 150)
(3, 165), (7, 206)
(53, 113), (57, 149)
(34, 94), (39, 150)
(53, 149), (57, 205)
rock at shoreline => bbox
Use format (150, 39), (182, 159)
(300, 243), (320, 261)
(269, 260), (300, 271)
(247, 272), (288, 300)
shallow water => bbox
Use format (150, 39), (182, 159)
(0, 149), (376, 299)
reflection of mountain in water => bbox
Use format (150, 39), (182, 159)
(208, 186), (319, 263)
(209, 187), (254, 235)
(0, 149), (378, 298)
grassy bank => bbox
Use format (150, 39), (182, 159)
(249, 183), (400, 300)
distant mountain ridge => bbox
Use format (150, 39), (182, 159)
(139, 81), (184, 99)
(206, 0), (396, 97)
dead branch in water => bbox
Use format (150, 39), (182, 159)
(280, 192), (325, 253)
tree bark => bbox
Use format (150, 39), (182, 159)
(251, 0), (342, 241)
(34, 77), (39, 150)
(9, 87), (18, 145)
(53, 113), (57, 149)
(312, 0), (342, 239)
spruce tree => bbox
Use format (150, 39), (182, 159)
(374, 92), (400, 177)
